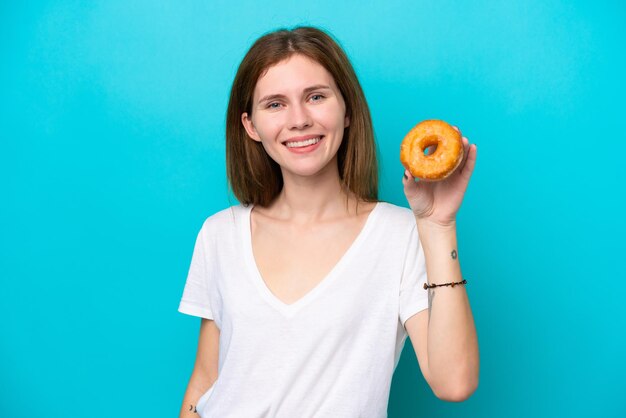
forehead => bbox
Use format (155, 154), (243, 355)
(253, 54), (337, 100)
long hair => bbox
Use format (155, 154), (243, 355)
(226, 26), (379, 207)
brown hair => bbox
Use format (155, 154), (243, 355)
(226, 26), (379, 207)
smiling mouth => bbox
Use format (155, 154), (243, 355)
(284, 136), (324, 148)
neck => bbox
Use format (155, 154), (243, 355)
(267, 158), (355, 224)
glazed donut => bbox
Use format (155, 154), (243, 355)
(400, 119), (464, 180)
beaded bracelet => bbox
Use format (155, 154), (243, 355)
(423, 279), (467, 290)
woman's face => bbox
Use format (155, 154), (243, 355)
(241, 54), (350, 179)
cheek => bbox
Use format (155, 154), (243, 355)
(254, 116), (282, 139)
(313, 106), (346, 128)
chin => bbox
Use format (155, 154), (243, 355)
(282, 163), (333, 179)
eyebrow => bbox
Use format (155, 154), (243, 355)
(257, 84), (332, 105)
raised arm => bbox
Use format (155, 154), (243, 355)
(401, 126), (479, 401)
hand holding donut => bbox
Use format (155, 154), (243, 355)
(400, 120), (477, 227)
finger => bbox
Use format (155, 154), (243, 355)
(460, 136), (471, 168)
(403, 168), (411, 179)
(453, 136), (470, 176)
(402, 169), (419, 190)
(460, 143), (477, 179)
(402, 168), (411, 184)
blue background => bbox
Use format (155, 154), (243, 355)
(1, 1), (624, 417)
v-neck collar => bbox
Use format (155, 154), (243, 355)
(242, 201), (383, 318)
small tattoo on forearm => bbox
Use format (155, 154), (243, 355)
(451, 249), (457, 260)
(189, 404), (198, 413)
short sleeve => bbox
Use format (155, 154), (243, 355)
(178, 225), (214, 320)
(399, 224), (429, 328)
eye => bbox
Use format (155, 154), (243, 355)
(310, 94), (325, 102)
(267, 102), (281, 109)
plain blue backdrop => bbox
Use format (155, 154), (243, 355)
(1, 1), (624, 417)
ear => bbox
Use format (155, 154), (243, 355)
(344, 114), (350, 128)
(241, 112), (261, 142)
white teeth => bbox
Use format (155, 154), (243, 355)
(285, 136), (322, 148)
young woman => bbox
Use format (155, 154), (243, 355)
(178, 26), (479, 418)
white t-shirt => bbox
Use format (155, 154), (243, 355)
(178, 201), (429, 418)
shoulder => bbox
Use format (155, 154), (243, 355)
(198, 204), (249, 235)
(375, 201), (417, 230)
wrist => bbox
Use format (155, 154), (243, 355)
(415, 217), (457, 232)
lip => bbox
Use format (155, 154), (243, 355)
(284, 135), (324, 154)
(281, 134), (324, 144)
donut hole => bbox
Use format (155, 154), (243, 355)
(424, 144), (438, 156)
(422, 135), (440, 156)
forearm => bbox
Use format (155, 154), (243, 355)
(416, 218), (479, 400)
(179, 372), (216, 418)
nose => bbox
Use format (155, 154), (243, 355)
(287, 102), (312, 130)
